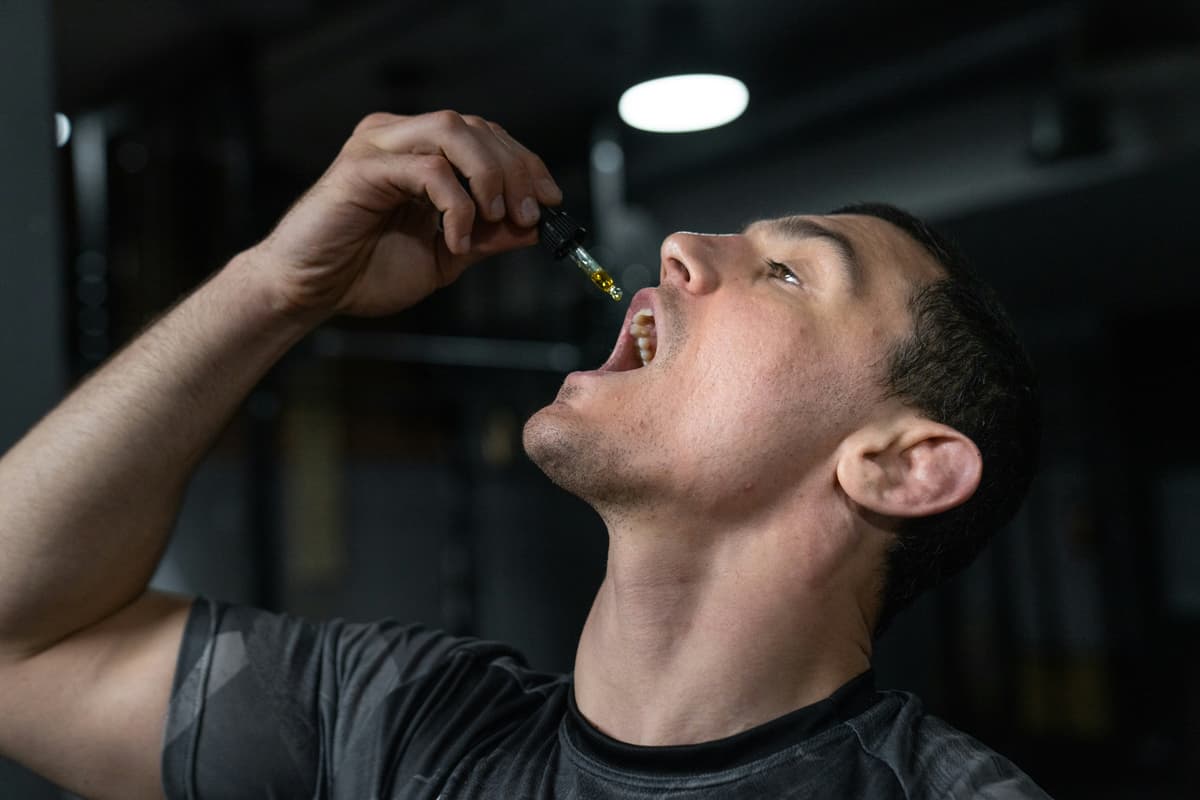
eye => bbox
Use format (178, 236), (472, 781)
(765, 259), (802, 286)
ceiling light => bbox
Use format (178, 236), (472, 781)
(618, 74), (748, 133)
(55, 112), (72, 148)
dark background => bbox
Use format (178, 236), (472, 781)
(2, 1), (1199, 797)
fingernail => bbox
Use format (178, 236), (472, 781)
(521, 197), (540, 224)
(537, 178), (562, 201)
(490, 196), (506, 219)
(458, 235), (471, 253)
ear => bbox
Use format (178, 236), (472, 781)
(836, 414), (982, 519)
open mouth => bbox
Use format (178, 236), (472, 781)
(599, 289), (659, 373)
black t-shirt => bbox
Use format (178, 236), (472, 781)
(162, 598), (1052, 798)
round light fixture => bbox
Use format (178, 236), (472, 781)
(55, 112), (72, 148)
(618, 74), (749, 133)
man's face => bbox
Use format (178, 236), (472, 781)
(523, 214), (944, 520)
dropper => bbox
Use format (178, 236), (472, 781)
(537, 205), (624, 302)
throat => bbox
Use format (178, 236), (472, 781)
(572, 553), (872, 747)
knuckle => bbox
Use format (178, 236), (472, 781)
(353, 111), (394, 134)
(428, 109), (464, 130)
(416, 154), (452, 180)
(462, 114), (489, 128)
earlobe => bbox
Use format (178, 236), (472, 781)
(837, 418), (982, 520)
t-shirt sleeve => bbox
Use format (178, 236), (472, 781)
(161, 596), (476, 799)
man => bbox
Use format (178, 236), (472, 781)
(0, 110), (1046, 798)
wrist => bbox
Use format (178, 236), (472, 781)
(224, 247), (336, 333)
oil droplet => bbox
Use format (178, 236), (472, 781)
(569, 246), (625, 301)
(589, 268), (624, 300)
(590, 268), (615, 293)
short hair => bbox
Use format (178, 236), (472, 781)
(830, 202), (1040, 637)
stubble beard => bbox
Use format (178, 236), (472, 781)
(522, 392), (646, 512)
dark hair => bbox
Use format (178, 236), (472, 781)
(830, 202), (1040, 637)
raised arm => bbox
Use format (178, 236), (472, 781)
(0, 111), (560, 799)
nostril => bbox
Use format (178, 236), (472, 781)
(664, 256), (690, 284)
(660, 233), (708, 289)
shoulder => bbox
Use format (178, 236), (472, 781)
(166, 599), (571, 798)
(178, 597), (562, 698)
(843, 690), (1054, 800)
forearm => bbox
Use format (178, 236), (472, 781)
(0, 251), (322, 656)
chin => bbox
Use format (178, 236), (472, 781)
(522, 403), (639, 509)
(523, 404), (591, 494)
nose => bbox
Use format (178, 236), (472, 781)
(659, 232), (722, 295)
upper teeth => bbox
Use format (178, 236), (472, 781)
(629, 308), (656, 366)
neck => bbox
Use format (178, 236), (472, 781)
(572, 506), (880, 746)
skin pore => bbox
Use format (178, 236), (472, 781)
(523, 213), (971, 746)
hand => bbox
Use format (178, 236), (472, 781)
(251, 110), (563, 318)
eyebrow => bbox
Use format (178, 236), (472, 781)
(750, 216), (863, 293)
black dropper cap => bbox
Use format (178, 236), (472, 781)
(537, 205), (589, 260)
